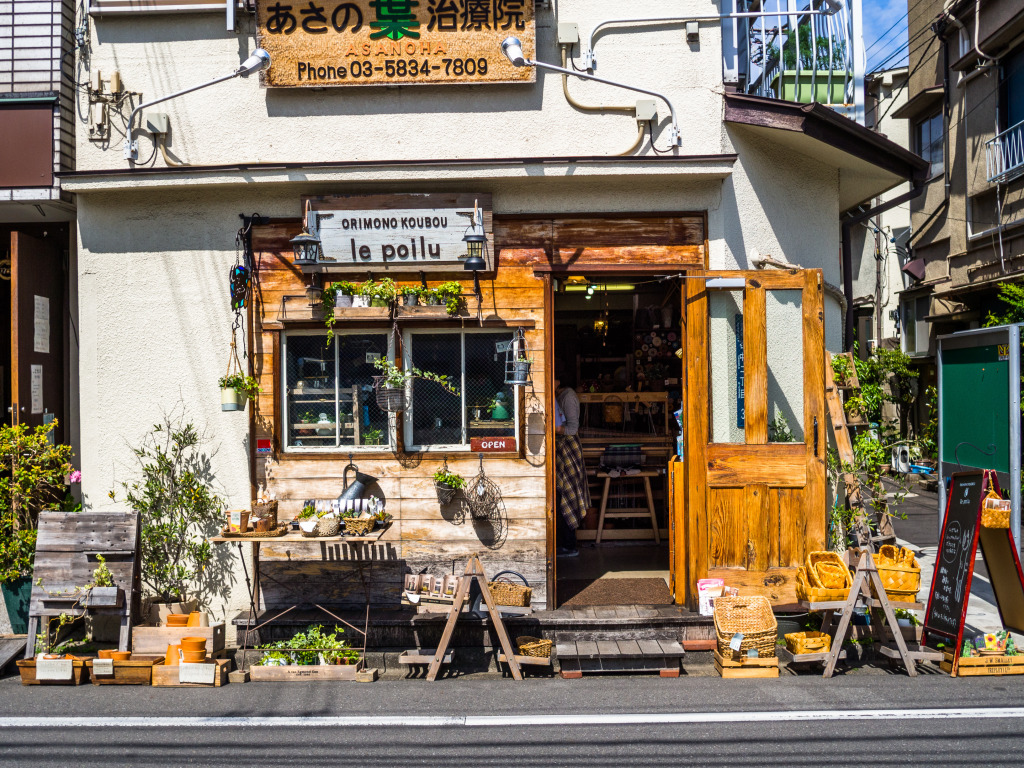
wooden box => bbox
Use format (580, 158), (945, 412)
(713, 650), (780, 679)
(249, 660), (364, 681)
(333, 306), (391, 320)
(132, 623), (226, 655)
(87, 655), (164, 685)
(394, 305), (455, 320)
(151, 658), (232, 687)
(16, 658), (91, 685)
(941, 651), (1024, 677)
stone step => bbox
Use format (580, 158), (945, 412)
(556, 637), (685, 678)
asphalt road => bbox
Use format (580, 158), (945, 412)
(3, 674), (1024, 767)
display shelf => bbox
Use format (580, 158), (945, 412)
(777, 646), (846, 664)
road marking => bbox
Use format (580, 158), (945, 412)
(2, 709), (1024, 728)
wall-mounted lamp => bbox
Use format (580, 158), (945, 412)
(500, 37), (682, 147)
(305, 273), (323, 306)
(461, 199), (487, 297)
(290, 201), (324, 266)
(124, 49), (270, 162)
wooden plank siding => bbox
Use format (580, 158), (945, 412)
(249, 213), (706, 612)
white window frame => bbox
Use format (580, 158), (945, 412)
(281, 328), (395, 454)
(402, 328), (520, 453)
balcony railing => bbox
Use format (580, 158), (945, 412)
(722, 0), (863, 122)
(986, 120), (1024, 184)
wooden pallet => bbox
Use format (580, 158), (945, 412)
(556, 638), (684, 678)
(131, 624), (226, 655)
(713, 650), (780, 679)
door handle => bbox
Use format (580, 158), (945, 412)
(813, 416), (819, 457)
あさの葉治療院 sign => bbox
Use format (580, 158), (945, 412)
(304, 193), (492, 272)
(256, 0), (536, 87)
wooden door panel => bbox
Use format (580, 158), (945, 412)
(706, 444), (806, 486)
(709, 487), (746, 567)
(777, 488), (807, 568)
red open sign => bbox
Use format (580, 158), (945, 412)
(470, 437), (515, 452)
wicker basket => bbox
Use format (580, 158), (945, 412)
(488, 580), (532, 607)
(251, 500), (278, 527)
(713, 595), (777, 659)
(806, 551), (852, 590)
(314, 517), (340, 537)
(434, 482), (458, 505)
(344, 517), (375, 536)
(516, 636), (552, 658)
(983, 498), (1011, 529)
(785, 631), (831, 655)
(871, 546), (921, 600)
(795, 566), (849, 602)
(375, 384), (407, 413)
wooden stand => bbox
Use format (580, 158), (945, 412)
(713, 650), (779, 678)
(798, 548), (941, 677)
(404, 557), (524, 682)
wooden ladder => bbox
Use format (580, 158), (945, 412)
(825, 352), (895, 547)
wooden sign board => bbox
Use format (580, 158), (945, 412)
(256, 0), (536, 88)
(304, 193), (492, 272)
(470, 436), (514, 451)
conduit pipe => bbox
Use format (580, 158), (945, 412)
(558, 46), (645, 155)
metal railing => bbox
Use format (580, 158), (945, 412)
(722, 0), (863, 122)
(986, 120), (1024, 184)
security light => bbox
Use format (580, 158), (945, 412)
(500, 37), (681, 146)
(124, 48), (271, 162)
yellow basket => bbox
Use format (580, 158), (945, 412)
(488, 581), (532, 607)
(516, 636), (552, 658)
(785, 631), (831, 655)
(795, 566), (849, 602)
(806, 552), (853, 591)
(871, 546), (921, 600)
(982, 499), (1011, 529)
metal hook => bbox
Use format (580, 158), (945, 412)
(954, 441), (997, 472)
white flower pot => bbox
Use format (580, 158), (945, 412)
(352, 295), (370, 308)
(221, 387), (245, 412)
(335, 294), (353, 308)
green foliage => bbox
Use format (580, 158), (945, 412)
(217, 373), (259, 399)
(259, 624), (359, 665)
(850, 345), (918, 425)
(298, 504), (317, 520)
(92, 554), (114, 588)
(322, 284), (339, 344)
(432, 467), (466, 489)
(401, 286), (424, 298)
(918, 385), (938, 459)
(767, 414), (796, 443)
(372, 356), (460, 396)
(112, 413), (224, 602)
(893, 608), (921, 626)
(0, 421), (75, 583)
(831, 354), (852, 385)
(429, 281), (464, 316)
(984, 281), (1024, 327)
(766, 23), (848, 70)
(362, 427), (384, 445)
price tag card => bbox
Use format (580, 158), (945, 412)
(178, 662), (217, 685)
(729, 632), (744, 652)
(36, 658), (73, 681)
(92, 658), (115, 676)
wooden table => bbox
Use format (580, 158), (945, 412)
(592, 470), (660, 545)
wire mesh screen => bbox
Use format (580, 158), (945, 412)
(285, 332), (391, 449)
(407, 331), (517, 449)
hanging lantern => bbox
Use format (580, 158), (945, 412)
(503, 327), (531, 386)
(305, 273), (322, 307)
(462, 199), (487, 272)
(290, 201), (323, 266)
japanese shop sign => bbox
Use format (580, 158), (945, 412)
(304, 193), (493, 272)
(257, 0), (536, 87)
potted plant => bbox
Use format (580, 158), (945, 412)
(112, 413), (224, 625)
(432, 466), (466, 505)
(218, 373), (259, 412)
(296, 411), (318, 437)
(0, 422), (75, 635)
(507, 355), (532, 386)
(831, 354), (853, 387)
(331, 281), (356, 309)
(844, 394), (867, 425)
(430, 281), (463, 316)
(352, 280), (373, 308)
(369, 277), (398, 308)
(401, 286), (422, 307)
(363, 427), (384, 446)
(371, 356), (460, 413)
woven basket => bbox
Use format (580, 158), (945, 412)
(219, 525), (288, 539)
(434, 482), (458, 505)
(713, 595), (777, 659)
(983, 499), (1011, 529)
(375, 385), (407, 413)
(806, 551), (852, 590)
(871, 547), (921, 600)
(795, 566), (849, 602)
(314, 517), (340, 537)
(488, 580), (532, 607)
(785, 631), (831, 655)
(251, 500), (278, 527)
(516, 636), (552, 658)
(344, 517), (375, 536)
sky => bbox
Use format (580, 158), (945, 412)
(863, 0), (910, 73)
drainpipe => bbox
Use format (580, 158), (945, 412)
(841, 180), (927, 351)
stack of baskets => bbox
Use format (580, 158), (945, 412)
(795, 551), (853, 602)
(713, 595), (777, 659)
(488, 580), (532, 607)
(870, 544), (921, 601)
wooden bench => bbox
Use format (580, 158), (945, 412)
(555, 637), (684, 677)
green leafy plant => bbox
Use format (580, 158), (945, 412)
(0, 421), (75, 584)
(112, 413), (224, 603)
(831, 354), (852, 386)
(764, 23), (848, 70)
(218, 373), (259, 399)
(298, 504), (317, 520)
(430, 281), (463, 316)
(917, 385), (938, 460)
(372, 357), (460, 396)
(432, 467), (466, 490)
(401, 286), (423, 299)
(259, 624), (358, 666)
(371, 278), (399, 305)
(92, 554), (114, 588)
(300, 411), (319, 425)
(985, 281), (1024, 327)
(851, 345), (918, 426)
(362, 427), (384, 446)
(893, 608), (921, 626)
(767, 414), (796, 443)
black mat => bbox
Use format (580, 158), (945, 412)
(558, 578), (673, 607)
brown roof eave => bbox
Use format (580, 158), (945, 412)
(723, 92), (930, 182)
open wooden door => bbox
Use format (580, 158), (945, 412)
(10, 231), (64, 441)
(683, 269), (825, 607)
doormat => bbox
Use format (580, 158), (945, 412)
(558, 578), (673, 607)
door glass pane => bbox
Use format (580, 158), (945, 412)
(709, 290), (745, 443)
(766, 289), (804, 442)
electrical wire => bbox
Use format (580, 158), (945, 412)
(648, 121), (675, 155)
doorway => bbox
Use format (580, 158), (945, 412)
(550, 273), (682, 607)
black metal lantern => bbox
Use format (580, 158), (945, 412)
(290, 201), (323, 266)
(305, 273), (322, 307)
(462, 201), (487, 272)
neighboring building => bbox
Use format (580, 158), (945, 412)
(896, 0), (1024, 380)
(64, 0), (925, 635)
(0, 0), (79, 452)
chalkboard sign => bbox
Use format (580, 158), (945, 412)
(924, 471), (985, 642)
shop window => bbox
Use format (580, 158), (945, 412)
(1001, 46), (1024, 133)
(403, 330), (518, 451)
(709, 289), (745, 443)
(915, 112), (943, 178)
(283, 331), (393, 451)
(765, 289), (805, 442)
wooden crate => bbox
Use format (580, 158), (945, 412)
(333, 306), (391, 320)
(87, 655), (164, 685)
(249, 660), (364, 681)
(151, 657), (232, 687)
(16, 658), (91, 686)
(394, 305), (457, 320)
(941, 651), (1024, 677)
(132, 623), (226, 655)
(713, 650), (780, 679)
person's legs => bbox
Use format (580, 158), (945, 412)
(556, 505), (578, 555)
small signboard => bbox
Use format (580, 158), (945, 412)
(178, 662), (217, 685)
(470, 436), (514, 452)
(256, 0), (536, 88)
(92, 658), (115, 676)
(35, 658), (73, 681)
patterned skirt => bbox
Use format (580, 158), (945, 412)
(556, 435), (591, 531)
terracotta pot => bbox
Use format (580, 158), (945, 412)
(254, 517), (272, 533)
(165, 614), (190, 627)
(181, 650), (206, 663)
(97, 649), (114, 659)
(150, 599), (198, 626)
(165, 644), (180, 666)
(186, 611), (204, 627)
(110, 651), (131, 662)
(179, 637), (207, 653)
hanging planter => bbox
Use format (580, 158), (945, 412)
(372, 356), (460, 414)
(221, 386), (246, 412)
(219, 330), (259, 412)
(432, 459), (465, 505)
(502, 327), (532, 386)
(375, 383), (408, 413)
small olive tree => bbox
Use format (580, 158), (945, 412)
(112, 414), (223, 602)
